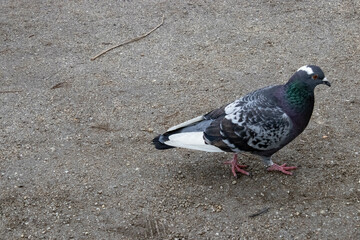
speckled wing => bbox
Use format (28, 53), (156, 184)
(204, 87), (292, 153)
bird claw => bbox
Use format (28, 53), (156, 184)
(267, 163), (297, 175)
(224, 155), (250, 177)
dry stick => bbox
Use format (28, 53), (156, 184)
(51, 82), (68, 90)
(91, 15), (165, 61)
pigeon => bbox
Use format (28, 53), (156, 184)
(153, 65), (330, 177)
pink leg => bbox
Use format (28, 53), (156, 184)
(224, 154), (250, 177)
(267, 163), (297, 175)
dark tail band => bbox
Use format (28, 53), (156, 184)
(152, 135), (175, 150)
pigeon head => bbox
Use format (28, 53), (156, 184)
(291, 65), (331, 88)
(284, 65), (330, 110)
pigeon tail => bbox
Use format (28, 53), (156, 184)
(152, 117), (224, 152)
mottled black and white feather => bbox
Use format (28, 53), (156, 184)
(203, 86), (292, 154)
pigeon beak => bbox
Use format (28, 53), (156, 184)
(322, 77), (331, 87)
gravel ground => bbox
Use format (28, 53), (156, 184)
(1, 0), (359, 239)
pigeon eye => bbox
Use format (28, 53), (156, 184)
(312, 74), (318, 80)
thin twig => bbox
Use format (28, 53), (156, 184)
(51, 82), (68, 89)
(90, 123), (111, 132)
(249, 207), (270, 218)
(91, 15), (165, 61)
(0, 90), (23, 94)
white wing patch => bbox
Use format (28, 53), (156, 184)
(165, 132), (224, 152)
(297, 65), (314, 75)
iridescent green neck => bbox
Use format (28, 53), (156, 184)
(285, 81), (313, 109)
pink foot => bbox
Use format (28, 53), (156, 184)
(224, 154), (250, 177)
(267, 163), (297, 175)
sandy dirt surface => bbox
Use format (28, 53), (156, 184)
(1, 0), (359, 239)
